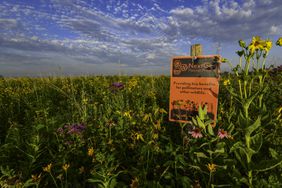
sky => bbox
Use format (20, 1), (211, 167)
(0, 0), (282, 77)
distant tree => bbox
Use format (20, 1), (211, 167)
(0, 75), (3, 79)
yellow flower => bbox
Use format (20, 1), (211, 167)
(135, 133), (144, 141)
(130, 177), (138, 188)
(108, 139), (113, 145)
(153, 120), (161, 130)
(152, 133), (159, 140)
(124, 111), (132, 119)
(62, 163), (70, 172)
(262, 39), (272, 52)
(43, 163), (52, 173)
(223, 79), (230, 86)
(88, 147), (94, 157)
(56, 173), (63, 180)
(248, 36), (264, 54)
(31, 173), (42, 182)
(82, 98), (88, 105)
(276, 37), (282, 46)
(207, 163), (217, 173)
(128, 78), (138, 91)
(79, 166), (85, 174)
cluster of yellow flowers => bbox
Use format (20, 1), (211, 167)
(42, 162), (70, 174)
(247, 36), (273, 54)
(238, 37), (282, 57)
(127, 78), (138, 91)
(223, 79), (230, 86)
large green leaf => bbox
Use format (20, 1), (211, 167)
(194, 152), (209, 159)
(253, 157), (282, 172)
(207, 124), (214, 136)
(250, 133), (262, 153)
(244, 89), (261, 110)
(196, 116), (206, 129)
(230, 141), (247, 169)
(198, 105), (205, 120)
(245, 116), (261, 136)
(192, 117), (197, 127)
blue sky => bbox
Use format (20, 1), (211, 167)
(0, 0), (282, 76)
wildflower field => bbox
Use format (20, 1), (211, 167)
(0, 37), (282, 187)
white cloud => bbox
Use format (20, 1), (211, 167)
(163, 0), (282, 42)
(1, 0), (282, 76)
(170, 7), (194, 16)
(0, 18), (19, 30)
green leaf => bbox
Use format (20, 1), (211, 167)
(250, 133), (262, 153)
(198, 105), (204, 120)
(269, 148), (279, 159)
(239, 177), (249, 186)
(216, 142), (226, 149)
(35, 124), (45, 131)
(109, 178), (117, 188)
(214, 147), (225, 154)
(253, 157), (282, 172)
(227, 122), (235, 133)
(245, 116), (261, 136)
(192, 117), (197, 126)
(22, 179), (37, 187)
(207, 124), (214, 136)
(188, 165), (202, 172)
(88, 179), (104, 184)
(179, 176), (192, 187)
(194, 152), (209, 159)
(244, 89), (261, 110)
(230, 141), (243, 153)
(230, 142), (247, 169)
(196, 116), (206, 129)
(203, 105), (208, 116)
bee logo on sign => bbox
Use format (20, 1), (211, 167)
(169, 54), (220, 125)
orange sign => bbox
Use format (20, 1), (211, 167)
(169, 55), (220, 124)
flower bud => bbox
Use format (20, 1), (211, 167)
(276, 37), (282, 46)
(239, 40), (246, 48)
(221, 58), (228, 63)
(236, 50), (244, 57)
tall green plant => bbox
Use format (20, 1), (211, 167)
(224, 36), (282, 187)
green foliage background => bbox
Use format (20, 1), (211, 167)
(1, 36), (282, 188)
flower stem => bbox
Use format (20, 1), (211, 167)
(49, 173), (59, 188)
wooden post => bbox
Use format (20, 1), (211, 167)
(190, 44), (202, 56)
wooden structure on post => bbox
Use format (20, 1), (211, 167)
(169, 44), (220, 126)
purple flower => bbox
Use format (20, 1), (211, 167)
(112, 82), (124, 88)
(110, 82), (124, 92)
(67, 124), (86, 135)
(189, 128), (203, 139)
(58, 123), (87, 136)
(218, 129), (229, 139)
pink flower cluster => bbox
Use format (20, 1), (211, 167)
(188, 127), (230, 139)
